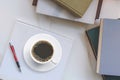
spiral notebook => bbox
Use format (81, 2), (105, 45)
(0, 20), (73, 80)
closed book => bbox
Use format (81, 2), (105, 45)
(97, 19), (120, 76)
(54, 0), (92, 17)
(86, 27), (120, 80)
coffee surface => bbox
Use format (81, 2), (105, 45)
(32, 41), (53, 62)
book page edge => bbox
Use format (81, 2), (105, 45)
(96, 19), (103, 73)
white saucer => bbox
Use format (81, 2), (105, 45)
(23, 34), (62, 72)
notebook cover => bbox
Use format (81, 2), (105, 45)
(86, 27), (120, 80)
(86, 27), (99, 59)
(54, 0), (92, 17)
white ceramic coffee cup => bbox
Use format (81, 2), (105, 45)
(29, 34), (60, 65)
(30, 40), (54, 65)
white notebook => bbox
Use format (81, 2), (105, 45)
(36, 0), (99, 24)
(0, 20), (73, 80)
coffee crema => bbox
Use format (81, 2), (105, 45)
(32, 41), (53, 62)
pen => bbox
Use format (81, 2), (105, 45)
(9, 42), (22, 72)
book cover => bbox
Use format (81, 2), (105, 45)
(97, 19), (120, 76)
(86, 27), (120, 80)
(86, 27), (99, 59)
(54, 0), (92, 17)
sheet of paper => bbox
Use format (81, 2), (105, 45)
(0, 20), (73, 80)
(36, 0), (99, 24)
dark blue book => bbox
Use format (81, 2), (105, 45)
(86, 27), (120, 80)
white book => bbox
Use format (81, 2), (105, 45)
(36, 0), (99, 24)
(100, 0), (120, 19)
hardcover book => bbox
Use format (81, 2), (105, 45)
(97, 19), (120, 76)
(54, 0), (92, 17)
(86, 26), (120, 80)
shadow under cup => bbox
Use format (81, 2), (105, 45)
(30, 40), (54, 64)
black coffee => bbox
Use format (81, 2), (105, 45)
(32, 41), (53, 62)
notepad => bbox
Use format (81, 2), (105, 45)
(0, 20), (73, 80)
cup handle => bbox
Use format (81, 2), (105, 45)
(51, 60), (57, 65)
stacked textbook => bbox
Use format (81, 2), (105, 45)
(32, 0), (99, 24)
(32, 0), (120, 24)
(86, 19), (120, 80)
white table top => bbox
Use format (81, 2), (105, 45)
(0, 0), (102, 80)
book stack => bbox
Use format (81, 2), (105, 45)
(32, 0), (99, 24)
(86, 19), (120, 80)
(32, 0), (120, 24)
(53, 0), (92, 17)
(99, 0), (120, 19)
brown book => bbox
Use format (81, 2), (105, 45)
(54, 0), (92, 17)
